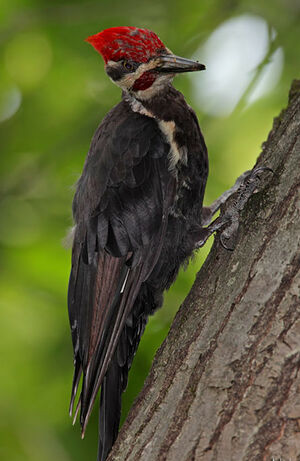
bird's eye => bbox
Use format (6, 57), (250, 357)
(122, 61), (134, 72)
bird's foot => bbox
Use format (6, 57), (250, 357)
(195, 166), (273, 250)
(201, 170), (251, 227)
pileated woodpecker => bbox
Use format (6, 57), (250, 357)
(68, 26), (267, 461)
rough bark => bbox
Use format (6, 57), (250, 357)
(109, 81), (300, 461)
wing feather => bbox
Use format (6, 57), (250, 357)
(68, 99), (176, 437)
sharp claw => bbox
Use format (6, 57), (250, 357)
(251, 166), (274, 176)
(220, 234), (235, 251)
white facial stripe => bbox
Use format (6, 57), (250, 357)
(106, 58), (162, 91)
(106, 60), (120, 68)
(121, 59), (161, 89)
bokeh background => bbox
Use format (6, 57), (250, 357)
(0, 0), (299, 459)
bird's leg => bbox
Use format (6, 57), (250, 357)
(195, 167), (272, 250)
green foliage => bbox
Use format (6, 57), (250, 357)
(0, 1), (299, 459)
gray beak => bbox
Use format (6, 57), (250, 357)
(156, 54), (205, 74)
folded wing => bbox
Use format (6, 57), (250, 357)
(68, 100), (176, 437)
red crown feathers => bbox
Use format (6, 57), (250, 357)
(86, 26), (166, 63)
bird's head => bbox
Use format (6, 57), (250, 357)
(86, 26), (205, 99)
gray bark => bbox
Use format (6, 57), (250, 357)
(109, 81), (300, 461)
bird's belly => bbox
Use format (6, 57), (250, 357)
(148, 213), (196, 294)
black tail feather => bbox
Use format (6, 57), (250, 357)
(96, 285), (157, 461)
(69, 359), (82, 416)
(98, 355), (122, 461)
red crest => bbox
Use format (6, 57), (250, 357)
(86, 26), (166, 63)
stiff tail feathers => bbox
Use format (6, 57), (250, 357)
(98, 354), (122, 461)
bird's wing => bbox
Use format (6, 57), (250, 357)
(68, 100), (176, 434)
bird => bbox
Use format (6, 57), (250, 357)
(67, 26), (265, 461)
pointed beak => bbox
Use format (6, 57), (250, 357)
(155, 54), (205, 74)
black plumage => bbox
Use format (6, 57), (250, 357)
(68, 86), (208, 459)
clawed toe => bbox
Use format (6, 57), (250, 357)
(219, 234), (235, 251)
(196, 165), (273, 252)
(217, 165), (273, 249)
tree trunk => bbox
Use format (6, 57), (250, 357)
(109, 81), (300, 461)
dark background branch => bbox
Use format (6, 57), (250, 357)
(109, 80), (300, 461)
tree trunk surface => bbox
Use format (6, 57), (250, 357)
(109, 81), (300, 461)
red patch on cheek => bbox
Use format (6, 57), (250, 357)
(132, 72), (156, 91)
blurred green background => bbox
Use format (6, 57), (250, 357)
(0, 0), (299, 459)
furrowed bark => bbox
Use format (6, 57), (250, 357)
(108, 80), (300, 461)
